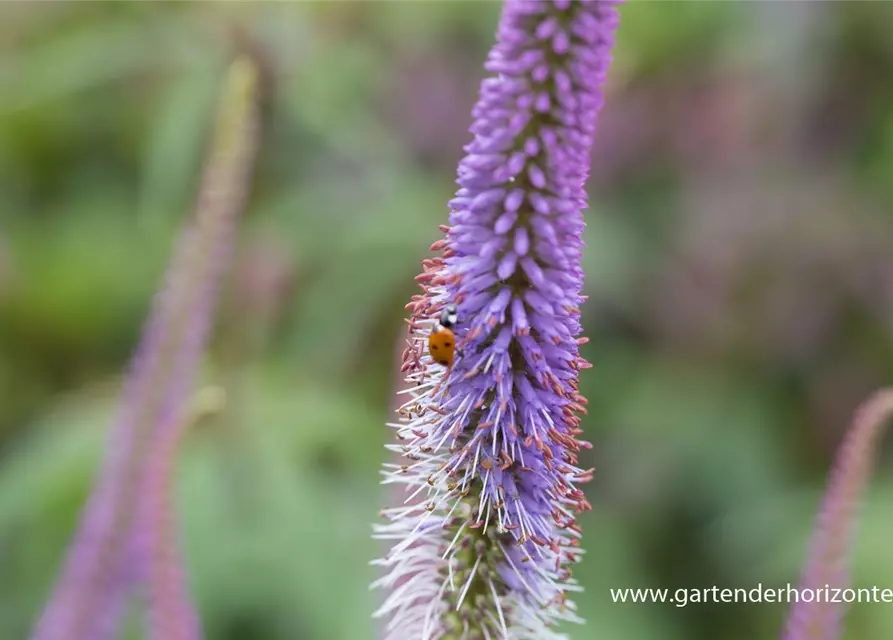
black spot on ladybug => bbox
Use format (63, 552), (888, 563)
(444, 342), (452, 347)
(431, 344), (439, 351)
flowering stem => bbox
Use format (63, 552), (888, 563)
(143, 387), (226, 640)
(31, 56), (259, 640)
(374, 1), (622, 638)
(783, 389), (893, 640)
(143, 412), (201, 640)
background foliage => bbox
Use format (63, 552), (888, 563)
(2, 2), (893, 639)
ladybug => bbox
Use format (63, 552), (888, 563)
(428, 304), (458, 367)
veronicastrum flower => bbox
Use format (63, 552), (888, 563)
(32, 57), (259, 640)
(783, 389), (893, 640)
(373, 1), (622, 638)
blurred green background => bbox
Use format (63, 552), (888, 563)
(2, 2), (893, 639)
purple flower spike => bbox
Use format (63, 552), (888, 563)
(373, 2), (622, 638)
(141, 389), (224, 640)
(31, 57), (259, 640)
(783, 389), (893, 640)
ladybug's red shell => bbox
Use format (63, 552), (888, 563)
(428, 324), (455, 367)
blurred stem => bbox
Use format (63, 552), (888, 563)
(31, 56), (260, 640)
(141, 56), (260, 640)
(144, 386), (225, 640)
(783, 388), (893, 640)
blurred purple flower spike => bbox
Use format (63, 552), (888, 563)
(142, 387), (225, 640)
(783, 389), (893, 640)
(373, 1), (622, 638)
(31, 58), (259, 640)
